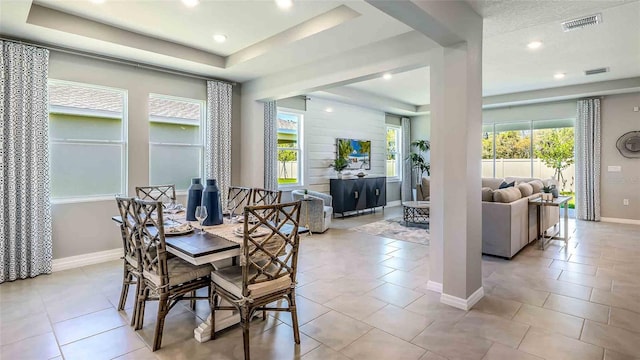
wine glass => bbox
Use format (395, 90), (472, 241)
(194, 206), (208, 234)
(226, 198), (237, 223)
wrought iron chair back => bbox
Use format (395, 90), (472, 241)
(228, 186), (253, 216)
(135, 185), (176, 203)
(242, 201), (301, 297)
(132, 199), (170, 287)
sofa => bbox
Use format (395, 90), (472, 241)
(481, 177), (560, 259)
(291, 190), (333, 233)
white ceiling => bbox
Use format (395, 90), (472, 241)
(0, 0), (638, 110)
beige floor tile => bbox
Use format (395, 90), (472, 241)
(404, 291), (467, 322)
(604, 348), (640, 360)
(471, 294), (522, 319)
(380, 269), (430, 289)
(420, 352), (449, 360)
(411, 321), (493, 360)
(341, 328), (426, 360)
(113, 347), (159, 360)
(0, 332), (61, 360)
(300, 311), (371, 351)
(0, 297), (46, 323)
(455, 311), (529, 348)
(610, 306), (640, 333)
(611, 283), (640, 298)
(559, 270), (613, 290)
(363, 304), (433, 341)
(296, 280), (347, 304)
(61, 326), (145, 360)
(581, 320), (640, 357)
(367, 283), (423, 307)
(380, 257), (426, 272)
(513, 304), (584, 339)
(324, 294), (387, 320)
(543, 293), (610, 323)
(488, 285), (549, 307)
(0, 311), (53, 346)
(44, 292), (113, 323)
(272, 295), (330, 326)
(237, 323), (321, 360)
(518, 328), (603, 360)
(53, 307), (127, 345)
(550, 259), (597, 275)
(568, 255), (616, 269)
(591, 289), (640, 314)
(482, 342), (543, 360)
(302, 345), (351, 360)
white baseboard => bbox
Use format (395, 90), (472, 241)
(426, 280), (443, 293)
(387, 200), (401, 207)
(52, 248), (123, 272)
(440, 287), (484, 311)
(601, 217), (640, 225)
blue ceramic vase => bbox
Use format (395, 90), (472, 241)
(201, 179), (223, 226)
(186, 178), (203, 221)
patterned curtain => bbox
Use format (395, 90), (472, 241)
(205, 81), (232, 208)
(401, 117), (412, 201)
(0, 41), (52, 282)
(264, 101), (278, 191)
(575, 98), (601, 221)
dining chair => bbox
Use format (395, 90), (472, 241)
(135, 184), (176, 202)
(114, 196), (142, 326)
(227, 186), (253, 216)
(251, 188), (282, 206)
(210, 201), (302, 360)
(132, 198), (214, 351)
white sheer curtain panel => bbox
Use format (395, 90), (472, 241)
(0, 41), (53, 282)
(401, 117), (412, 201)
(575, 98), (601, 221)
(205, 81), (233, 207)
(263, 101), (278, 191)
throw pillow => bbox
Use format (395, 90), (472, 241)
(516, 183), (534, 197)
(528, 180), (544, 194)
(498, 181), (515, 189)
(493, 187), (522, 203)
(421, 177), (430, 199)
(481, 187), (494, 202)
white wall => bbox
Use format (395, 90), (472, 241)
(48, 51), (241, 259)
(299, 98), (386, 193)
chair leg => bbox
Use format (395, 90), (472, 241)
(129, 276), (142, 327)
(152, 293), (169, 351)
(288, 293), (300, 344)
(135, 287), (148, 330)
(190, 291), (196, 311)
(241, 307), (251, 360)
(118, 264), (131, 311)
(210, 291), (218, 340)
(262, 310), (266, 321)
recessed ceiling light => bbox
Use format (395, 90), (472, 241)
(554, 73), (566, 79)
(275, 0), (293, 9)
(213, 34), (227, 43)
(382, 73), (392, 80)
(325, 108), (333, 113)
(182, 0), (199, 7)
(527, 40), (543, 49)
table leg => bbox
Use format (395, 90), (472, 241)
(539, 204), (545, 250)
(563, 202), (569, 245)
(194, 309), (240, 342)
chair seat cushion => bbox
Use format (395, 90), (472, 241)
(144, 258), (213, 287)
(211, 266), (292, 300)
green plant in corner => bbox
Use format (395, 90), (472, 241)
(406, 140), (430, 185)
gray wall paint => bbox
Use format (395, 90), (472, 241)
(48, 51), (241, 259)
(600, 92), (640, 221)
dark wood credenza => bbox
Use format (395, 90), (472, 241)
(330, 176), (386, 217)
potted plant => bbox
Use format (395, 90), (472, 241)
(542, 185), (555, 201)
(406, 140), (431, 186)
(330, 157), (348, 179)
(303, 189), (309, 200)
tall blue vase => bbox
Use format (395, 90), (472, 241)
(201, 179), (223, 226)
(186, 178), (204, 221)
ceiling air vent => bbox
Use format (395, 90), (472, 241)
(585, 67), (609, 76)
(561, 13), (602, 32)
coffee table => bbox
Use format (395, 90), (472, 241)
(403, 201), (430, 224)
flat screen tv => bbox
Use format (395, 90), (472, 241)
(337, 138), (371, 170)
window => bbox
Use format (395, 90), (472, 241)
(48, 80), (127, 200)
(277, 112), (302, 186)
(386, 126), (402, 180)
(148, 94), (204, 191)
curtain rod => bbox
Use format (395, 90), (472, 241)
(0, 36), (237, 86)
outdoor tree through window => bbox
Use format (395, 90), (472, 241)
(277, 112), (302, 186)
(386, 126), (401, 179)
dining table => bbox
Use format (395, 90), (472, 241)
(111, 210), (306, 343)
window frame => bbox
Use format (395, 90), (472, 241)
(148, 93), (206, 192)
(276, 110), (304, 189)
(386, 125), (402, 182)
(48, 79), (128, 203)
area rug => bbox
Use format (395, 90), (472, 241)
(351, 217), (430, 245)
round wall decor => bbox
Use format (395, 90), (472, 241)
(616, 131), (640, 158)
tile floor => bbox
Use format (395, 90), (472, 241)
(1, 206), (640, 360)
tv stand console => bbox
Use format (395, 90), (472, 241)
(330, 177), (386, 217)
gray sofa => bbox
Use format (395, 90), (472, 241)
(481, 177), (560, 259)
(291, 190), (333, 233)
